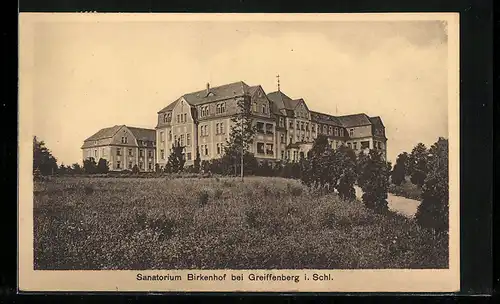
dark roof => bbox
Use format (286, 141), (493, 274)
(158, 81), (251, 113)
(158, 100), (178, 113)
(84, 125), (123, 141)
(310, 111), (342, 126)
(183, 81), (250, 105)
(267, 90), (298, 111)
(127, 127), (156, 142)
(84, 125), (155, 143)
(337, 114), (372, 127)
(369, 116), (384, 127)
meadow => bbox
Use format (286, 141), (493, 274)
(33, 176), (448, 270)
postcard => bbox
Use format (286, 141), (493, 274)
(19, 12), (460, 293)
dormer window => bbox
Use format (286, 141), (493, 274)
(121, 137), (128, 144)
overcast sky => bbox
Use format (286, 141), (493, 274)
(29, 17), (449, 165)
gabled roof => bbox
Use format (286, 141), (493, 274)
(158, 81), (251, 113)
(83, 125), (155, 143)
(369, 116), (385, 127)
(183, 81), (250, 105)
(266, 90), (298, 111)
(84, 125), (123, 142)
(310, 111), (342, 126)
(158, 99), (178, 113)
(127, 127), (156, 142)
(337, 113), (372, 127)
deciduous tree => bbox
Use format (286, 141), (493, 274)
(359, 149), (390, 213)
(391, 152), (409, 185)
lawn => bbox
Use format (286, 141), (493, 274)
(33, 176), (448, 270)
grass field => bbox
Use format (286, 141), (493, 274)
(34, 176), (448, 270)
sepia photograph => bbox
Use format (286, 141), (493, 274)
(19, 13), (459, 292)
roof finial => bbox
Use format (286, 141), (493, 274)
(276, 74), (280, 92)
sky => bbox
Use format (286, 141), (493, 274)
(28, 17), (449, 165)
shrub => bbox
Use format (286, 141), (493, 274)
(391, 152), (409, 185)
(359, 149), (390, 213)
(415, 137), (449, 232)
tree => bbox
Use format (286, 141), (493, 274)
(166, 141), (186, 173)
(33, 136), (58, 176)
(71, 163), (83, 174)
(58, 163), (67, 175)
(334, 145), (358, 200)
(359, 149), (390, 213)
(225, 93), (257, 181)
(408, 143), (428, 186)
(391, 152), (409, 185)
(83, 157), (98, 174)
(415, 137), (449, 232)
(96, 158), (110, 173)
(132, 164), (140, 173)
(193, 146), (201, 173)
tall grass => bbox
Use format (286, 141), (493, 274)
(34, 177), (447, 270)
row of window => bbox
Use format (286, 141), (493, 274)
(256, 143), (274, 155)
(252, 102), (268, 114)
(256, 122), (274, 134)
(200, 102), (227, 118)
(177, 113), (188, 124)
(115, 160), (153, 170)
(173, 133), (191, 147)
(200, 123), (226, 137)
(116, 148), (153, 158)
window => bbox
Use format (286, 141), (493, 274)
(94, 150), (97, 157)
(353, 142), (358, 150)
(220, 122), (224, 134)
(184, 113), (187, 122)
(164, 114), (168, 123)
(349, 128), (354, 137)
(334, 127), (339, 136)
(323, 125), (327, 133)
(174, 135), (177, 143)
(177, 115), (180, 123)
(279, 117), (284, 127)
(116, 148), (121, 156)
(289, 121), (293, 129)
(289, 136), (293, 144)
(266, 123), (273, 134)
(121, 136), (128, 144)
(253, 102), (257, 112)
(305, 123), (309, 131)
(128, 148), (132, 156)
(139, 149), (144, 157)
(301, 122), (305, 131)
(280, 134), (285, 143)
(312, 124), (316, 132)
(257, 143), (265, 154)
(328, 126), (333, 135)
(161, 149), (165, 159)
(281, 151), (285, 159)
(148, 163), (153, 170)
(296, 122), (300, 129)
(262, 105), (266, 114)
(217, 143), (221, 155)
(204, 145), (209, 156)
(347, 142), (352, 148)
(361, 141), (369, 149)
(266, 144), (273, 155)
(187, 152), (192, 161)
(340, 129), (344, 137)
(216, 123), (220, 134)
(148, 150), (153, 158)
(186, 133), (191, 146)
(180, 134), (184, 146)
(168, 131), (172, 141)
(139, 162), (144, 169)
(220, 102), (226, 113)
(160, 131), (164, 142)
(296, 133), (300, 140)
(256, 122), (264, 133)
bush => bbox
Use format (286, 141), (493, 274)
(198, 189), (210, 206)
(415, 138), (449, 232)
(359, 149), (390, 213)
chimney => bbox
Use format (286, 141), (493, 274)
(206, 82), (210, 95)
